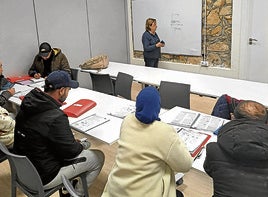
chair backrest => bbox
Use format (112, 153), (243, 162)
(0, 149), (7, 162)
(77, 71), (92, 89)
(0, 142), (59, 196)
(159, 81), (191, 109)
(90, 72), (114, 95)
(61, 175), (80, 197)
(70, 68), (78, 81)
(114, 72), (133, 100)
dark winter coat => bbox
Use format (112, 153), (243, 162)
(13, 88), (83, 184)
(204, 119), (268, 197)
(28, 48), (71, 78)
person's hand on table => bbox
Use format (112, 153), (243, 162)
(33, 73), (41, 79)
(8, 88), (15, 96)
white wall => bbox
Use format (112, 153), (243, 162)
(0, 0), (129, 77)
(0, 0), (38, 76)
(127, 0), (248, 81)
(0, 0), (258, 83)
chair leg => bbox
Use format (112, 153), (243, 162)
(80, 174), (89, 197)
(11, 185), (16, 197)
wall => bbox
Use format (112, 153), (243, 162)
(0, 0), (129, 77)
(0, 0), (38, 76)
(128, 0), (245, 80)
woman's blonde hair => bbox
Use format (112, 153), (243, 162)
(145, 18), (156, 31)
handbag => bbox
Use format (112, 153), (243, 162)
(79, 55), (109, 70)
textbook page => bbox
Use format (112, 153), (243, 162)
(160, 106), (200, 128)
(177, 127), (211, 158)
(191, 114), (225, 132)
(108, 104), (135, 119)
(13, 84), (33, 98)
(70, 114), (110, 133)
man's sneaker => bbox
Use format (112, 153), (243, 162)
(59, 188), (70, 197)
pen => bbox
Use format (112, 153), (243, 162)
(195, 147), (204, 160)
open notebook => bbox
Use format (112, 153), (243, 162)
(177, 128), (211, 158)
(161, 106), (226, 132)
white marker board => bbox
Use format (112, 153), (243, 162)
(132, 0), (202, 56)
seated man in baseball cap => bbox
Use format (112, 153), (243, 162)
(28, 42), (71, 79)
(14, 70), (104, 196)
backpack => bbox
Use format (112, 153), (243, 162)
(211, 94), (242, 120)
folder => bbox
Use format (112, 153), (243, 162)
(7, 75), (32, 83)
(63, 99), (97, 118)
(190, 133), (211, 158)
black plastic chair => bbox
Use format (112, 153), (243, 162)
(61, 175), (80, 197)
(0, 149), (7, 162)
(159, 81), (191, 109)
(114, 72), (133, 100)
(70, 68), (78, 81)
(90, 72), (114, 95)
(0, 142), (89, 197)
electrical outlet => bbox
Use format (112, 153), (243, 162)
(200, 61), (209, 67)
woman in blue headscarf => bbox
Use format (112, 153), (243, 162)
(102, 87), (193, 197)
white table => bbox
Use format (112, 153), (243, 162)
(10, 85), (220, 172)
(62, 88), (136, 144)
(159, 106), (224, 172)
(80, 62), (268, 106)
(9, 86), (135, 144)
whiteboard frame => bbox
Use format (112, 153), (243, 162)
(131, 0), (202, 56)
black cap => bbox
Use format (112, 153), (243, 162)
(39, 42), (52, 57)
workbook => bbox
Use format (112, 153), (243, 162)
(191, 114), (226, 131)
(169, 111), (200, 128)
(160, 106), (226, 132)
(12, 84), (33, 98)
(70, 114), (110, 133)
(108, 104), (135, 119)
(63, 99), (97, 118)
(177, 127), (211, 158)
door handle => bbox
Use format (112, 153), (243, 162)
(249, 38), (258, 45)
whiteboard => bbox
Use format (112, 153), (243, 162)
(132, 0), (202, 56)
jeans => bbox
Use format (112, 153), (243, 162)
(144, 58), (159, 68)
(44, 149), (105, 196)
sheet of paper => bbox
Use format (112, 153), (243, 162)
(70, 114), (110, 133)
(108, 104), (135, 119)
(169, 111), (200, 128)
(191, 114), (225, 131)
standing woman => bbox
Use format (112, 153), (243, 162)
(142, 18), (165, 68)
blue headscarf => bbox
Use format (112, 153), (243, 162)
(135, 86), (161, 124)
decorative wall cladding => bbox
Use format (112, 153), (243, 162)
(133, 0), (232, 68)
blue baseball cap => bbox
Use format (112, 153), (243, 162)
(45, 70), (79, 89)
